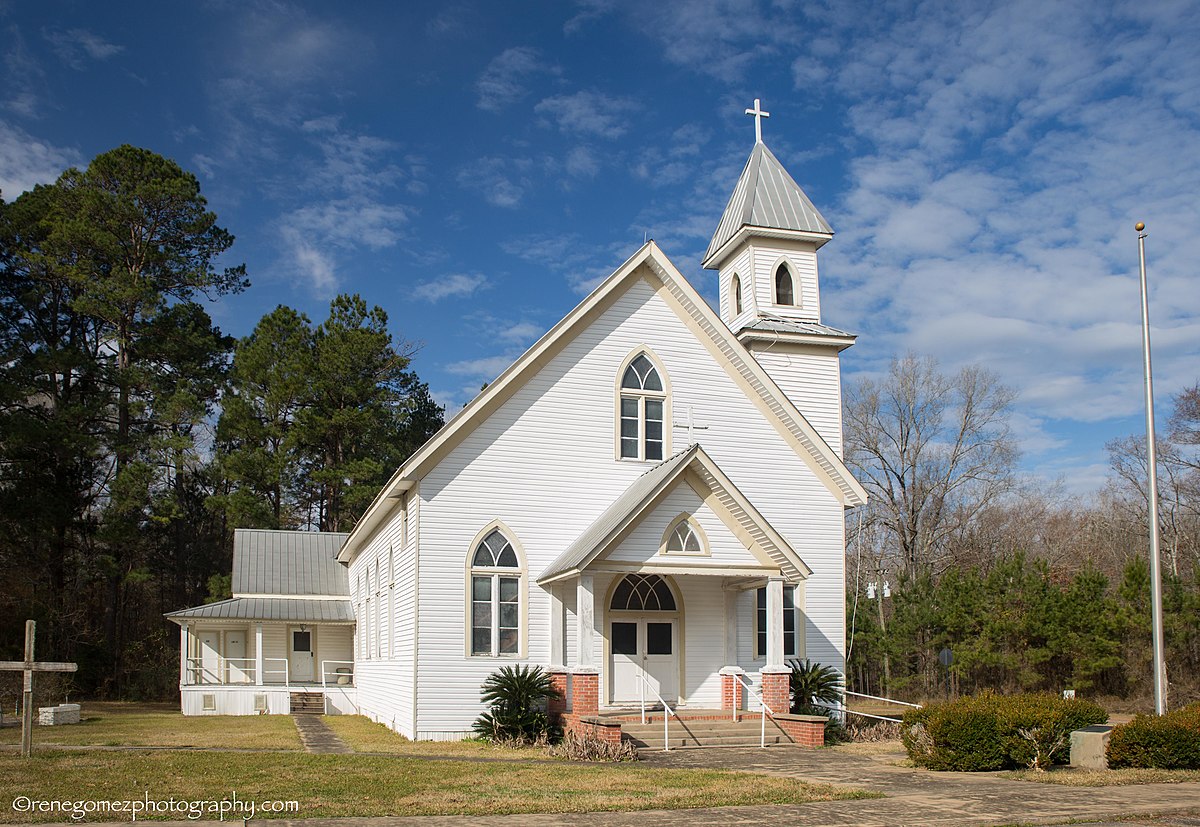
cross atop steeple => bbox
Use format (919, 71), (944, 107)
(745, 98), (770, 144)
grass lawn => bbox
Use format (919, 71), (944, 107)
(0, 702), (300, 750)
(0, 750), (875, 822)
(322, 714), (552, 759)
(1003, 767), (1200, 786)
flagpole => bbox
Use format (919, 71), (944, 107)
(1136, 221), (1168, 715)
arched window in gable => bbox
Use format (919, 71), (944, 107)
(618, 350), (668, 462)
(469, 528), (523, 657)
(775, 263), (795, 306)
(731, 274), (743, 315)
(661, 515), (708, 556)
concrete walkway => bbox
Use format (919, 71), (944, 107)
(292, 714), (352, 754)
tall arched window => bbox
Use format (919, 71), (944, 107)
(469, 529), (522, 656)
(775, 263), (795, 306)
(619, 351), (667, 461)
(731, 274), (743, 315)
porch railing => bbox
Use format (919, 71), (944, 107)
(320, 660), (355, 688)
(732, 673), (774, 749)
(638, 672), (678, 752)
(184, 656), (290, 686)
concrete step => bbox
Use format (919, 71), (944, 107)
(622, 718), (794, 749)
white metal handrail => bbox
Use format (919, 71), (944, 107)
(320, 660), (355, 688)
(732, 673), (775, 749)
(263, 657), (289, 686)
(638, 672), (678, 752)
(844, 689), (922, 709)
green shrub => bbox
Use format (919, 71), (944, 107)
(472, 664), (562, 744)
(787, 659), (843, 715)
(1108, 703), (1200, 769)
(902, 692), (1107, 771)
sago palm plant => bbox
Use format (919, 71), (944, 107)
(472, 664), (562, 743)
(788, 658), (843, 714)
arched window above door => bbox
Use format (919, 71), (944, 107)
(610, 573), (677, 611)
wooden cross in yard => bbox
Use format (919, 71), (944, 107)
(0, 620), (77, 757)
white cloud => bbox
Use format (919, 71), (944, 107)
(413, 273), (490, 302)
(44, 28), (123, 69)
(498, 322), (542, 344)
(0, 122), (77, 198)
(457, 156), (532, 208)
(445, 353), (521, 380)
(476, 47), (546, 112)
(534, 91), (638, 140)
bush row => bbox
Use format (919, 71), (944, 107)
(1107, 703), (1200, 769)
(902, 691), (1107, 771)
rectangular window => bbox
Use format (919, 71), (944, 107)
(471, 576), (492, 655)
(620, 397), (639, 458)
(498, 577), (519, 654)
(756, 585), (799, 659)
(644, 399), (663, 460)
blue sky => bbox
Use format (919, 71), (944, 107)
(3, 0), (1198, 497)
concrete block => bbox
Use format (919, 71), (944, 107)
(1070, 724), (1112, 770)
(37, 703), (81, 725)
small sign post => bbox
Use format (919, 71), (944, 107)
(0, 620), (78, 757)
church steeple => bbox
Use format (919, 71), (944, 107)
(703, 101), (854, 456)
(703, 101), (838, 338)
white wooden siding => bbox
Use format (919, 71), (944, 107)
(750, 243), (821, 320)
(747, 347), (844, 456)
(406, 275), (845, 736)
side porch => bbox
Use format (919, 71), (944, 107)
(167, 600), (357, 716)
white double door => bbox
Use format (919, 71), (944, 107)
(610, 617), (678, 705)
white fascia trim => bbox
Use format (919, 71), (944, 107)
(642, 252), (867, 507)
(737, 329), (858, 351)
(702, 226), (833, 270)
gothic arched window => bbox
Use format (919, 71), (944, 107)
(731, 274), (743, 315)
(610, 574), (677, 611)
(775, 263), (795, 306)
(618, 351), (667, 461)
(469, 528), (523, 656)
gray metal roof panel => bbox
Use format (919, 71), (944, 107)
(739, 318), (854, 337)
(165, 597), (354, 623)
(704, 142), (833, 265)
(231, 529), (350, 596)
(539, 447), (698, 581)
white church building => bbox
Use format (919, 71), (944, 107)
(170, 113), (866, 742)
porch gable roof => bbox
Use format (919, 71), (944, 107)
(537, 444), (811, 585)
(165, 597), (354, 624)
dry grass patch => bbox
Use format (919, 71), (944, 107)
(1003, 767), (1200, 786)
(829, 738), (908, 758)
(0, 750), (875, 822)
(0, 702), (299, 750)
(321, 715), (551, 758)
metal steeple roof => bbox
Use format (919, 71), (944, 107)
(703, 141), (833, 268)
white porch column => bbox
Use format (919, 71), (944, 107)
(179, 623), (190, 685)
(549, 584), (565, 668)
(254, 623), (264, 686)
(765, 576), (785, 669)
(576, 574), (595, 669)
(723, 588), (739, 665)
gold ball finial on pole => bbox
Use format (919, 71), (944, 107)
(1135, 222), (1146, 232)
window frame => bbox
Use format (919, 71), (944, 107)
(754, 584), (802, 660)
(659, 513), (710, 557)
(774, 262), (796, 307)
(464, 523), (527, 659)
(614, 348), (671, 463)
(731, 273), (743, 315)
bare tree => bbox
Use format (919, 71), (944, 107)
(844, 353), (1018, 580)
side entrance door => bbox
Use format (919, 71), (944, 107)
(225, 630), (249, 683)
(289, 628), (314, 682)
(610, 619), (677, 705)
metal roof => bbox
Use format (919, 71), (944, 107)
(738, 318), (854, 338)
(703, 142), (833, 267)
(232, 529), (349, 597)
(165, 597), (354, 623)
(539, 447), (697, 582)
